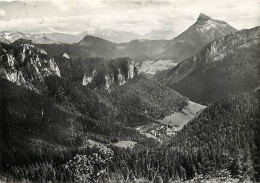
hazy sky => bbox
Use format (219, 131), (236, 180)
(0, 0), (259, 35)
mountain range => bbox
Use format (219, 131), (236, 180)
(0, 29), (176, 45)
(1, 14), (237, 65)
(0, 31), (84, 44)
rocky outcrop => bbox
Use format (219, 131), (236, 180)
(62, 53), (70, 59)
(82, 58), (138, 91)
(0, 39), (60, 92)
(82, 70), (96, 86)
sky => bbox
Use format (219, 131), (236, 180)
(0, 0), (259, 35)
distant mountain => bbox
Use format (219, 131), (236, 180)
(35, 14), (237, 63)
(156, 27), (260, 104)
(37, 35), (118, 59)
(0, 31), (86, 44)
(0, 36), (10, 44)
(114, 13), (237, 62)
(38, 32), (84, 43)
(162, 13), (237, 61)
(173, 13), (237, 47)
(33, 36), (59, 44)
(143, 30), (176, 40)
(81, 29), (177, 43)
(81, 29), (142, 43)
(0, 31), (25, 42)
(3, 13), (236, 65)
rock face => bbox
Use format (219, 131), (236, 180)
(82, 70), (96, 86)
(158, 27), (260, 104)
(82, 58), (138, 91)
(62, 53), (70, 59)
(0, 39), (60, 92)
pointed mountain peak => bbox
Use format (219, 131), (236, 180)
(197, 13), (212, 22)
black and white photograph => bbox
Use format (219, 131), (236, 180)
(0, 0), (259, 182)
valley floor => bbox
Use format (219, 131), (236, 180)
(159, 101), (206, 132)
(135, 101), (206, 139)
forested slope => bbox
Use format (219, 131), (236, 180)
(107, 91), (260, 182)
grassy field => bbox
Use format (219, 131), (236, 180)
(112, 141), (137, 149)
(159, 101), (206, 131)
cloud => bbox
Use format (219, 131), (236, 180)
(51, 0), (106, 12)
(51, 1), (69, 11)
(0, 9), (6, 17)
(0, 0), (259, 35)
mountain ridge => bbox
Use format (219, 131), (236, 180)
(35, 14), (237, 64)
(155, 26), (260, 104)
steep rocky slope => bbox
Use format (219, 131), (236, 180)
(0, 39), (60, 92)
(157, 26), (260, 104)
(82, 58), (138, 89)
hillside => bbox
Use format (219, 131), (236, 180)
(0, 79), (145, 166)
(51, 56), (188, 126)
(156, 26), (260, 104)
(104, 91), (260, 182)
(2, 85), (259, 182)
(171, 91), (260, 180)
(0, 42), (189, 181)
(0, 41), (188, 128)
